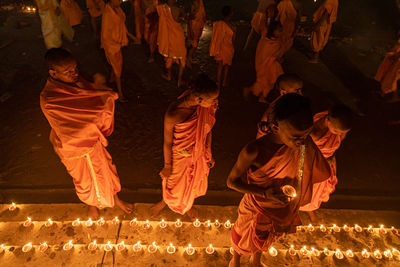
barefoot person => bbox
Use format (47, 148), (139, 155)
(40, 48), (133, 219)
(309, 0), (338, 63)
(300, 104), (353, 222)
(156, 0), (187, 87)
(209, 6), (235, 90)
(60, 0), (83, 27)
(101, 0), (137, 102)
(143, 0), (159, 62)
(151, 75), (218, 218)
(227, 93), (330, 267)
(276, 0), (301, 54)
(187, 0), (206, 68)
(86, 0), (105, 39)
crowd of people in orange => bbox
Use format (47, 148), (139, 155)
(35, 0), (398, 266)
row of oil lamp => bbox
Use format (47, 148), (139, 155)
(297, 223), (399, 235)
(2, 241), (399, 260)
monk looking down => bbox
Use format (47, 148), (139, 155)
(300, 104), (354, 222)
(60, 0), (83, 27)
(227, 93), (330, 267)
(40, 48), (133, 219)
(157, 0), (187, 87)
(187, 0), (206, 68)
(86, 0), (105, 39)
(150, 75), (218, 218)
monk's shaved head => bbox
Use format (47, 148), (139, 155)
(45, 48), (76, 70)
(191, 73), (218, 96)
(328, 104), (354, 130)
(277, 73), (303, 88)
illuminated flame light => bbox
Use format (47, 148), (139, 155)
(143, 220), (151, 230)
(129, 218), (137, 227)
(112, 217), (119, 225)
(311, 247), (320, 257)
(335, 249), (344, 259)
(343, 225), (351, 232)
(332, 224), (340, 233)
(288, 245), (296, 256)
(45, 218), (53, 227)
(307, 224), (315, 232)
(367, 225), (374, 233)
(354, 224), (362, 233)
(269, 246), (278, 257)
(391, 248), (400, 257)
(175, 219), (183, 228)
(23, 217), (32, 227)
(147, 242), (158, 253)
(205, 244), (215, 254)
(374, 250), (382, 259)
(159, 219), (167, 229)
(186, 244), (195, 255)
(88, 240), (97, 251)
(379, 225), (387, 234)
(323, 248), (331, 257)
(63, 240), (73, 251)
(224, 220), (232, 229)
(8, 203), (17, 211)
(0, 244), (5, 253)
(345, 249), (354, 258)
(166, 243), (176, 254)
(300, 246), (309, 256)
(391, 226), (398, 234)
(72, 218), (80, 227)
(214, 220), (221, 228)
(230, 247), (234, 255)
(383, 249), (393, 259)
(361, 249), (370, 258)
(193, 219), (201, 228)
(39, 242), (48, 252)
(96, 217), (105, 226)
(85, 218), (93, 227)
(104, 241), (113, 252)
(133, 241), (142, 253)
(204, 220), (211, 227)
(319, 224), (327, 232)
(22, 242), (32, 253)
(116, 241), (125, 252)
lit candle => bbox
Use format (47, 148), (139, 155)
(361, 249), (370, 258)
(130, 218), (137, 227)
(332, 224), (340, 233)
(175, 219), (183, 228)
(335, 249), (344, 259)
(193, 219), (201, 228)
(268, 246), (278, 257)
(8, 202), (17, 211)
(204, 220), (211, 227)
(23, 217), (32, 227)
(186, 244), (195, 255)
(224, 220), (231, 229)
(85, 218), (93, 227)
(167, 243), (176, 254)
(300, 246), (309, 256)
(97, 217), (105, 226)
(72, 218), (80, 227)
(354, 224), (362, 232)
(288, 245), (296, 256)
(205, 244), (215, 254)
(88, 240), (97, 251)
(307, 224), (315, 232)
(319, 224), (327, 232)
(323, 248), (331, 256)
(143, 220), (151, 230)
(63, 240), (73, 251)
(374, 250), (382, 259)
(367, 225), (374, 233)
(133, 241), (142, 253)
(379, 225), (387, 234)
(383, 249), (393, 259)
(311, 247), (320, 257)
(22, 242), (32, 252)
(345, 249), (354, 258)
(0, 244), (4, 253)
(391, 248), (400, 257)
(104, 241), (113, 252)
(391, 226), (398, 234)
(343, 224), (351, 232)
(45, 218), (53, 227)
(116, 241), (125, 252)
(159, 219), (167, 229)
(39, 242), (48, 252)
(229, 247), (234, 255)
(214, 220), (221, 228)
(32, 7), (36, 12)
(281, 185), (296, 198)
(112, 217), (119, 225)
(147, 242), (158, 253)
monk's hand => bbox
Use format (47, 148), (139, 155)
(160, 165), (172, 178)
(264, 187), (290, 205)
(207, 157), (215, 168)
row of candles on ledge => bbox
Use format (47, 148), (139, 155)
(2, 241), (399, 260)
(297, 223), (399, 235)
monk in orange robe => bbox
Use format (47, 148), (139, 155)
(86, 0), (105, 39)
(60, 0), (83, 27)
(243, 21), (285, 102)
(309, 0), (338, 63)
(156, 0), (187, 87)
(143, 0), (159, 62)
(209, 6), (235, 90)
(101, 0), (137, 102)
(300, 104), (353, 222)
(40, 48), (133, 219)
(187, 0), (206, 68)
(375, 36), (400, 102)
(150, 75), (218, 218)
(276, 0), (301, 54)
(227, 93), (330, 267)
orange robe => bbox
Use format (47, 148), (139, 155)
(231, 137), (330, 255)
(277, 0), (298, 53)
(143, 0), (159, 54)
(161, 100), (217, 215)
(250, 34), (284, 98)
(101, 3), (128, 78)
(300, 111), (341, 211)
(374, 43), (400, 95)
(156, 4), (187, 67)
(60, 0), (83, 27)
(86, 0), (105, 18)
(209, 21), (235, 66)
(310, 0), (338, 53)
(40, 77), (121, 208)
(188, 0), (206, 48)
(251, 11), (266, 35)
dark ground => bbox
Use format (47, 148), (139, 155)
(0, 0), (399, 210)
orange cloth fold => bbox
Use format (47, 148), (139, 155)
(251, 11), (266, 35)
(374, 44), (400, 95)
(310, 0), (338, 53)
(188, 0), (206, 48)
(144, 0), (159, 54)
(161, 103), (216, 215)
(277, 0), (297, 53)
(86, 0), (105, 18)
(101, 3), (128, 77)
(209, 21), (235, 66)
(40, 77), (121, 208)
(231, 137), (330, 255)
(60, 0), (83, 26)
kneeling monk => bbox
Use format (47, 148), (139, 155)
(227, 93), (330, 267)
(40, 48), (133, 219)
(151, 75), (218, 218)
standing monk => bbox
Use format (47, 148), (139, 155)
(300, 104), (353, 222)
(143, 0), (159, 63)
(35, 0), (74, 49)
(187, 0), (206, 68)
(40, 48), (133, 219)
(130, 0), (144, 44)
(227, 93), (330, 267)
(309, 0), (338, 63)
(276, 0), (301, 54)
(101, 0), (137, 102)
(209, 6), (235, 90)
(150, 75), (218, 218)
(157, 0), (187, 87)
(60, 0), (83, 27)
(86, 0), (105, 39)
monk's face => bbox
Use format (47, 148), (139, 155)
(275, 120), (312, 148)
(198, 91), (219, 108)
(279, 81), (303, 95)
(49, 60), (79, 83)
(110, 0), (121, 8)
(326, 116), (350, 136)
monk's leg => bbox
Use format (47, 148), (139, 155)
(222, 65), (230, 88)
(243, 28), (255, 51)
(305, 210), (317, 223)
(217, 61), (223, 90)
(177, 63), (185, 88)
(114, 194), (133, 213)
(88, 205), (100, 219)
(161, 58), (172, 81)
(148, 44), (155, 63)
(228, 249), (241, 267)
(187, 45), (196, 68)
(150, 199), (166, 217)
(250, 251), (266, 267)
(116, 76), (127, 102)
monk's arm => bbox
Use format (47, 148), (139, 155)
(162, 113), (176, 168)
(206, 130), (212, 154)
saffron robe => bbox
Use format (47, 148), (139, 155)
(40, 77), (121, 208)
(60, 0), (83, 26)
(209, 21), (235, 66)
(188, 0), (206, 48)
(86, 0), (105, 18)
(374, 43), (400, 95)
(310, 0), (338, 53)
(277, 0), (298, 53)
(143, 0), (159, 54)
(231, 137), (330, 255)
(101, 3), (128, 78)
(161, 103), (216, 215)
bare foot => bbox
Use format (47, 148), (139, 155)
(88, 206), (100, 220)
(229, 258), (240, 267)
(249, 256), (266, 267)
(306, 210), (317, 223)
(150, 200), (166, 218)
(186, 206), (198, 219)
(114, 195), (133, 214)
(161, 74), (171, 81)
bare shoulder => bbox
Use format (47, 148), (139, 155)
(165, 102), (194, 125)
(242, 139), (260, 159)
